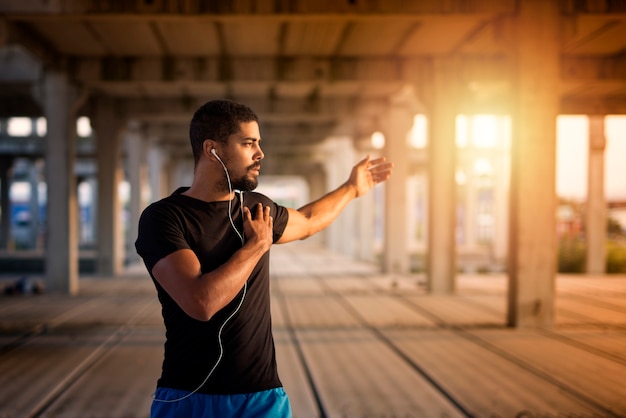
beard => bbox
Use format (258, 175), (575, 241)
(218, 161), (260, 192)
(231, 173), (258, 192)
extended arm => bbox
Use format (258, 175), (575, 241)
(150, 203), (273, 321)
(277, 155), (392, 244)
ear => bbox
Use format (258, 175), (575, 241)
(203, 139), (217, 159)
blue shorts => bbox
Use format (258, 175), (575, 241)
(151, 387), (292, 418)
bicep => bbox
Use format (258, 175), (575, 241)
(276, 207), (312, 244)
(151, 249), (202, 310)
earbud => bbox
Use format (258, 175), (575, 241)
(211, 148), (225, 164)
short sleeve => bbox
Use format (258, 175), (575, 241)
(271, 202), (289, 243)
(135, 202), (189, 272)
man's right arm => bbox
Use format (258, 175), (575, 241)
(150, 203), (273, 321)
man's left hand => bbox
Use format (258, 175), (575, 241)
(348, 155), (393, 198)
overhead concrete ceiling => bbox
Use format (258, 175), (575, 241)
(1, 0), (625, 167)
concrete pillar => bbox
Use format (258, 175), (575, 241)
(324, 136), (357, 257)
(357, 160), (376, 262)
(43, 71), (79, 294)
(351, 135), (379, 263)
(0, 156), (12, 250)
(124, 122), (148, 263)
(302, 164), (326, 247)
(171, 157), (193, 191)
(586, 115), (607, 274)
(407, 172), (428, 266)
(27, 160), (41, 249)
(464, 161), (478, 254)
(382, 86), (416, 274)
(493, 118), (511, 267)
(508, 0), (559, 327)
(428, 59), (459, 293)
(147, 139), (170, 202)
(457, 119), (473, 255)
(92, 98), (124, 276)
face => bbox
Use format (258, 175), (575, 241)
(217, 121), (264, 192)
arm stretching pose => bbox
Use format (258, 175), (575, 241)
(135, 99), (392, 417)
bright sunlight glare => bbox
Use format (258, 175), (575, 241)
(472, 115), (497, 148)
(371, 131), (385, 149)
(6, 116), (92, 137)
(409, 114), (428, 148)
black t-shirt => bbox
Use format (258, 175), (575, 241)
(135, 187), (289, 394)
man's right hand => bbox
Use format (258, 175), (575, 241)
(243, 203), (273, 252)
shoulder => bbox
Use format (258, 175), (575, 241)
(241, 191), (290, 236)
(138, 193), (196, 233)
(241, 192), (287, 216)
(140, 196), (179, 219)
(135, 194), (192, 262)
(241, 191), (276, 206)
(140, 188), (192, 217)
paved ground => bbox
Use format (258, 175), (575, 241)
(1, 241), (626, 417)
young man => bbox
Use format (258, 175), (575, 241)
(135, 99), (392, 417)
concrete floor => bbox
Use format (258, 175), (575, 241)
(1, 241), (626, 417)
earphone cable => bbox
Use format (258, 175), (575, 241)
(153, 153), (247, 403)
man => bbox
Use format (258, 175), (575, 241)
(135, 99), (392, 417)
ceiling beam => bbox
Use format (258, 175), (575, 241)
(561, 54), (626, 81)
(0, 18), (61, 68)
(2, 0), (516, 17)
(561, 96), (626, 115)
(72, 55), (626, 86)
(72, 56), (426, 84)
(83, 94), (389, 123)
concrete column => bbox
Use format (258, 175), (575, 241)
(171, 157), (193, 191)
(508, 0), (559, 327)
(464, 163), (478, 254)
(92, 98), (124, 276)
(27, 160), (41, 249)
(493, 118), (511, 267)
(147, 139), (170, 202)
(407, 172), (428, 265)
(147, 145), (163, 203)
(302, 164), (326, 247)
(124, 122), (148, 263)
(357, 159), (376, 263)
(43, 71), (79, 294)
(0, 156), (12, 250)
(81, 176), (97, 245)
(324, 136), (357, 257)
(586, 115), (607, 274)
(428, 59), (459, 293)
(459, 171), (477, 266)
(382, 87), (416, 274)
(457, 119), (472, 254)
(352, 135), (379, 263)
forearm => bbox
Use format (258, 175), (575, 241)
(296, 182), (358, 238)
(158, 238), (268, 322)
(278, 155), (391, 244)
(195, 239), (268, 319)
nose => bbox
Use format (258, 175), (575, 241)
(255, 143), (264, 161)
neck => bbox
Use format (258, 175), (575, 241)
(183, 167), (234, 202)
(183, 185), (233, 202)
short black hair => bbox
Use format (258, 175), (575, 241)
(189, 99), (259, 165)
